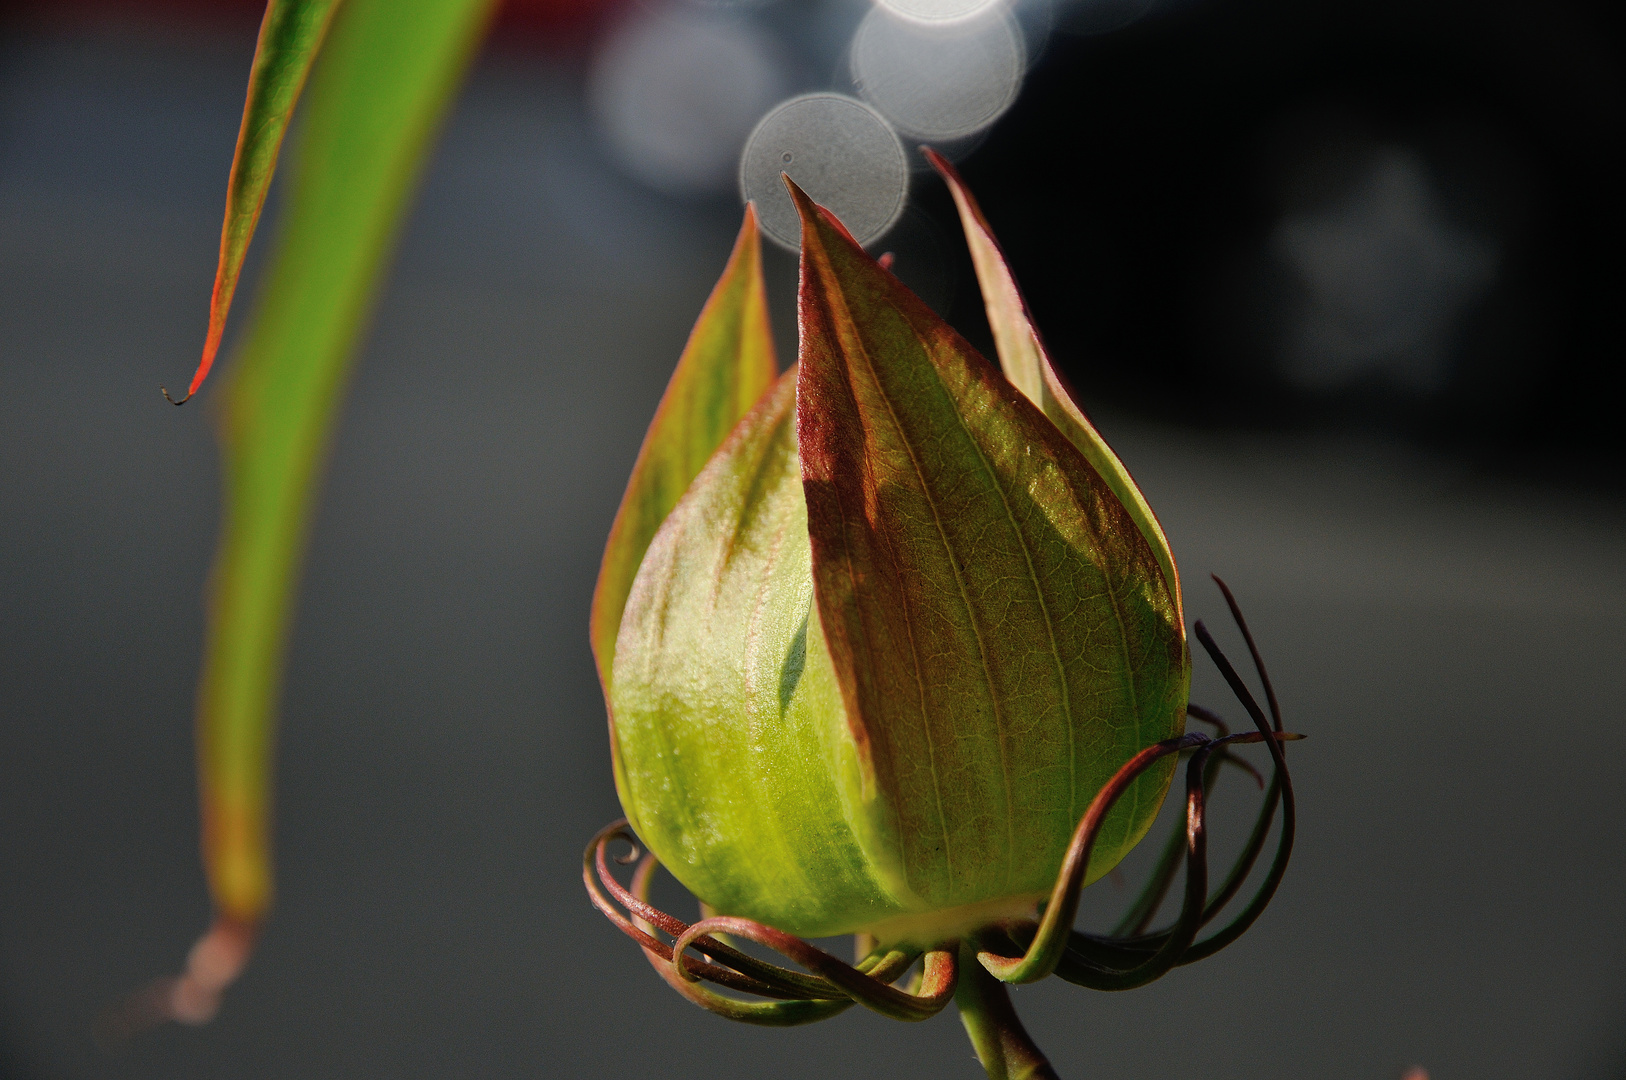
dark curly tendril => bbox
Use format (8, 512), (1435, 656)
(584, 576), (1303, 1069)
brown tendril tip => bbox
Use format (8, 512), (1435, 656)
(583, 578), (1301, 1029)
(161, 385), (193, 405)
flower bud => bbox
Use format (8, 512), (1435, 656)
(594, 180), (1188, 948)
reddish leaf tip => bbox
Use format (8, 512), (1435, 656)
(919, 144), (950, 174)
(783, 176), (867, 253)
(782, 174), (821, 239)
(922, 147), (983, 229)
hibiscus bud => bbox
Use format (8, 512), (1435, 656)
(594, 176), (1187, 947)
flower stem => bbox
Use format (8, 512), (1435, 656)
(955, 942), (1060, 1080)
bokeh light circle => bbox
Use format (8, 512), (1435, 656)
(849, 5), (1026, 141)
(739, 94), (909, 250)
(589, 9), (789, 197)
(876, 0), (1001, 23)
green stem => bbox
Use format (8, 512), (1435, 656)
(955, 942), (1060, 1080)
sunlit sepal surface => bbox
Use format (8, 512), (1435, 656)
(612, 370), (902, 937)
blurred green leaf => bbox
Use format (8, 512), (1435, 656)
(591, 206), (777, 692)
(187, 0), (494, 983)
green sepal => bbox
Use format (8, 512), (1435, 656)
(925, 149), (1185, 635)
(610, 371), (902, 938)
(591, 206), (777, 692)
(790, 179), (1186, 911)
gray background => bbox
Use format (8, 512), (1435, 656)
(3, 17), (1624, 1080)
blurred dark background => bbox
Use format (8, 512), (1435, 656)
(965, 0), (1626, 478)
(2, 0), (1623, 1078)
